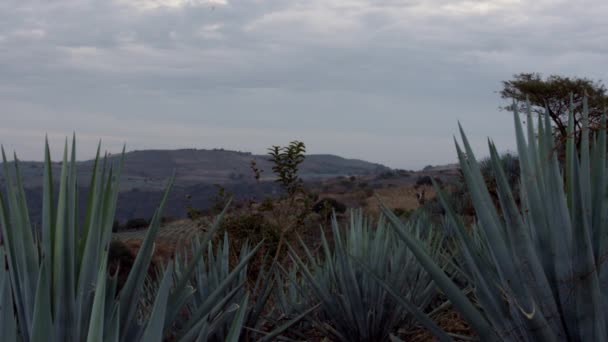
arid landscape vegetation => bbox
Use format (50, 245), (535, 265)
(3, 91), (608, 340)
(2, 0), (608, 341)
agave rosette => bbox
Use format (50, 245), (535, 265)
(382, 99), (608, 341)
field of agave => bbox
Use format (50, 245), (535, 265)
(1, 100), (606, 341)
(113, 219), (207, 245)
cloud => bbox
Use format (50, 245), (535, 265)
(0, 0), (607, 169)
(116, 0), (227, 11)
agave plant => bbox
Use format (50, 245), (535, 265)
(478, 152), (520, 189)
(168, 233), (249, 341)
(382, 99), (608, 341)
(286, 210), (450, 341)
(0, 138), (254, 341)
(145, 228), (311, 342)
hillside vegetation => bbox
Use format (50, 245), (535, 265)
(1, 100), (605, 341)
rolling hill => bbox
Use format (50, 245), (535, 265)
(0, 148), (391, 222)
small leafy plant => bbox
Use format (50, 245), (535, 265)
(268, 141), (306, 197)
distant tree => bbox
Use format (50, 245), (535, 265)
(500, 73), (608, 145)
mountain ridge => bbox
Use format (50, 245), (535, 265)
(0, 148), (391, 222)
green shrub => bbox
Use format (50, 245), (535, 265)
(312, 198), (347, 218)
(393, 207), (414, 219)
(258, 196), (275, 212)
(268, 141), (306, 196)
(377, 171), (396, 179)
(220, 212), (281, 246)
(415, 175), (433, 187)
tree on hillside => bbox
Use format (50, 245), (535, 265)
(499, 73), (608, 145)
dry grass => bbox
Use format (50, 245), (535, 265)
(363, 184), (436, 216)
(406, 309), (475, 342)
(110, 184), (476, 342)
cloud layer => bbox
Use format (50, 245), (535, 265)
(1, 0), (607, 168)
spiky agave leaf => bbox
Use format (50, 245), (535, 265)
(286, 210), (448, 342)
(382, 99), (608, 341)
(0, 247), (18, 341)
(0, 138), (264, 342)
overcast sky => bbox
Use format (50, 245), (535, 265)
(1, 0), (607, 169)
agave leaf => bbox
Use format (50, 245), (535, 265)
(106, 305), (121, 342)
(246, 255), (275, 332)
(75, 151), (106, 340)
(41, 138), (55, 305)
(86, 253), (109, 342)
(63, 135), (77, 340)
(80, 141), (101, 257)
(353, 253), (451, 341)
(380, 203), (497, 340)
(225, 294), (249, 342)
(100, 148), (125, 249)
(177, 284), (244, 342)
(0, 248), (18, 342)
(118, 173), (175, 341)
(0, 149), (32, 339)
(566, 98), (576, 212)
(168, 201), (231, 310)
(287, 211), (449, 342)
(590, 114), (607, 260)
(11, 152), (38, 274)
(487, 142), (562, 340)
(141, 263), (175, 342)
(258, 303), (321, 342)
(570, 151), (606, 340)
(174, 241), (262, 340)
(30, 262), (53, 342)
(52, 140), (73, 342)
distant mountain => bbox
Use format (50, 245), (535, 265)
(0, 148), (390, 222)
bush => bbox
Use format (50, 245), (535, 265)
(312, 198), (347, 217)
(377, 171), (396, 179)
(112, 220), (123, 232)
(258, 196), (275, 211)
(125, 217), (149, 229)
(415, 175), (433, 187)
(393, 207), (414, 219)
(220, 212), (281, 248)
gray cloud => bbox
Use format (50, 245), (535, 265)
(1, 0), (607, 168)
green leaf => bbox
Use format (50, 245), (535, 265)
(225, 294), (249, 342)
(141, 263), (175, 342)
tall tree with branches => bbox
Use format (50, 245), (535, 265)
(500, 73), (608, 146)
